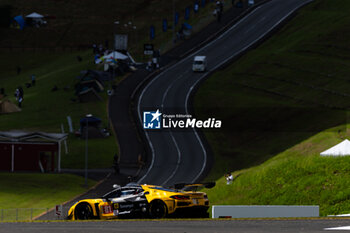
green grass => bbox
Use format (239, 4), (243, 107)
(0, 173), (95, 209)
(0, 0), (225, 213)
(0, 173), (96, 220)
(0, 50), (118, 168)
(0, 0), (225, 61)
(204, 128), (350, 216)
(62, 136), (117, 169)
(0, 0), (224, 169)
(195, 0), (350, 216)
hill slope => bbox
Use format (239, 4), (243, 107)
(0, 0), (215, 50)
(195, 0), (350, 216)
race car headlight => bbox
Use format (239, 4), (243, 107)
(170, 195), (190, 200)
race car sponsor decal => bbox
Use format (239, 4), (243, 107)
(119, 203), (134, 209)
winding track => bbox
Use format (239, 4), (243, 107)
(137, 0), (313, 186)
(2, 219), (350, 233)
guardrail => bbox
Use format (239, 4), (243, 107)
(212, 205), (319, 218)
(0, 207), (70, 221)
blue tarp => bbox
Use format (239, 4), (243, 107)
(13, 15), (25, 30)
(80, 116), (101, 126)
(162, 19), (167, 32)
(79, 116), (104, 138)
(183, 22), (192, 30)
(150, 25), (155, 40)
(185, 7), (190, 20)
(174, 12), (179, 26)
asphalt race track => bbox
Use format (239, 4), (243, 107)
(2, 219), (350, 233)
(10, 1), (350, 232)
(137, 0), (313, 187)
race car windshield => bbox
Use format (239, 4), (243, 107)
(103, 190), (121, 199)
(121, 190), (135, 196)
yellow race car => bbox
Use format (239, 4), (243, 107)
(67, 182), (215, 220)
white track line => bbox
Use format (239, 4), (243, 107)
(325, 226), (350, 230)
(160, 74), (185, 186)
(188, 0), (314, 183)
(137, 4), (263, 185)
(160, 133), (181, 186)
(138, 0), (313, 184)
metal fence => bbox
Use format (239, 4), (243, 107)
(0, 206), (71, 221)
(0, 46), (90, 53)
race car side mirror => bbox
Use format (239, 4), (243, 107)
(113, 184), (121, 189)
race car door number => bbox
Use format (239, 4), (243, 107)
(102, 205), (113, 214)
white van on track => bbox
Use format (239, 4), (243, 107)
(192, 56), (207, 72)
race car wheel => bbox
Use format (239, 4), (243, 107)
(75, 203), (93, 220)
(149, 200), (167, 218)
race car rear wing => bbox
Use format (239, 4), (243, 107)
(172, 182), (216, 191)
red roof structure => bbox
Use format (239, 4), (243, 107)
(0, 131), (67, 172)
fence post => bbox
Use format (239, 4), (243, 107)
(31, 208), (33, 221)
(1, 209), (3, 221)
(16, 208), (18, 221)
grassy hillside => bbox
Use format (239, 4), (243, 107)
(205, 128), (350, 216)
(0, 173), (95, 209)
(195, 0), (350, 216)
(0, 0), (231, 169)
(0, 173), (96, 220)
(0, 50), (118, 169)
(0, 0), (221, 55)
(0, 0), (226, 211)
(0, 0), (232, 169)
